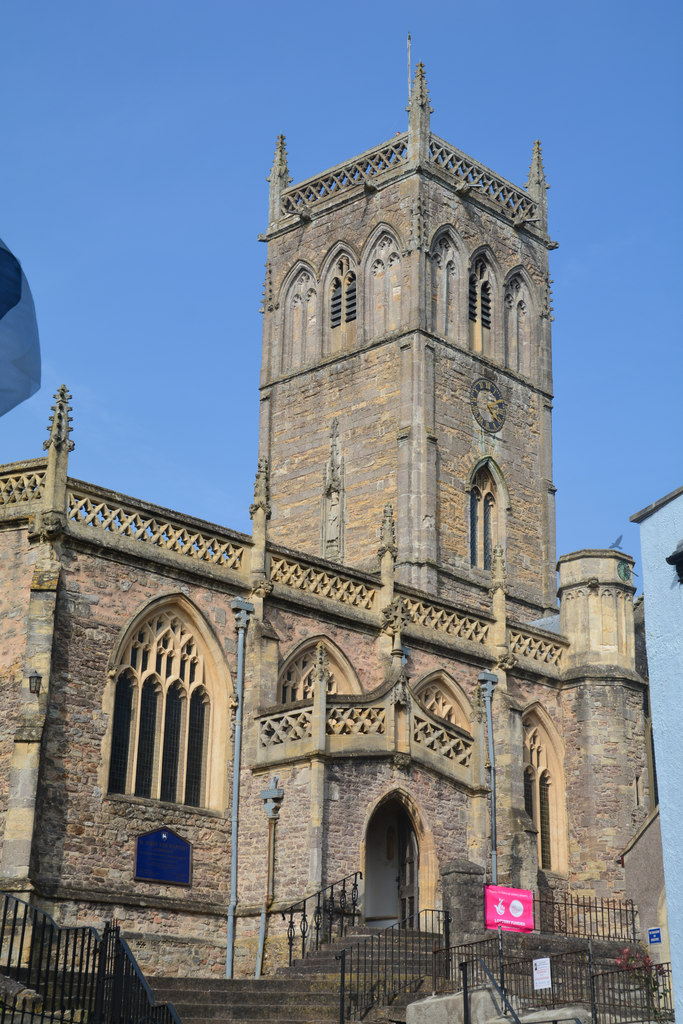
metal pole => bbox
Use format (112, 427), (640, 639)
(460, 961), (470, 1024)
(255, 777), (284, 977)
(337, 949), (346, 1024)
(226, 598), (254, 979)
(479, 671), (499, 885)
(588, 938), (597, 1024)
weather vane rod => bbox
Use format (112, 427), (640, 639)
(407, 33), (412, 100)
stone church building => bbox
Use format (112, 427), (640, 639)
(0, 67), (655, 977)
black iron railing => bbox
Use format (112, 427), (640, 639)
(535, 891), (637, 942)
(0, 892), (181, 1024)
(592, 961), (674, 1023)
(433, 936), (674, 1024)
(281, 871), (361, 966)
(338, 908), (450, 1021)
(432, 933), (501, 996)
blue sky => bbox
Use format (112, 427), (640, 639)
(1, 1), (681, 585)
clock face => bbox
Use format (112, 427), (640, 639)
(470, 378), (506, 433)
(617, 560), (631, 583)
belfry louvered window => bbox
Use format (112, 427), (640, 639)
(345, 273), (357, 321)
(330, 256), (357, 329)
(330, 278), (342, 328)
(107, 610), (211, 808)
(469, 257), (493, 352)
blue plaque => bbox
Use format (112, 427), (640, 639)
(135, 828), (192, 885)
(648, 927), (662, 945)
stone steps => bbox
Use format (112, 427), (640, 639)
(150, 976), (341, 1024)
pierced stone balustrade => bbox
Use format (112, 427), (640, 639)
(508, 625), (567, 672)
(0, 460), (46, 519)
(255, 685), (474, 783)
(67, 481), (248, 576)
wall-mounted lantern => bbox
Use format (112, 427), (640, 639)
(28, 671), (42, 695)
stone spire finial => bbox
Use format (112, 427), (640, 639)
(32, 385), (73, 543)
(267, 134), (292, 226)
(491, 542), (506, 591)
(313, 641), (331, 690)
(250, 457), (271, 520)
(407, 62), (432, 166)
(525, 140), (548, 231)
(378, 503), (396, 559)
(43, 385), (74, 454)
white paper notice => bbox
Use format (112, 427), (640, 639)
(533, 957), (552, 991)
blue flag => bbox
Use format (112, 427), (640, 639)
(0, 238), (40, 416)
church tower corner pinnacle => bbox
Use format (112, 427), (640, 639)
(526, 139), (549, 231)
(407, 62), (432, 166)
(267, 134), (291, 227)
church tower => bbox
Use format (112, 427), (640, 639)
(258, 66), (557, 618)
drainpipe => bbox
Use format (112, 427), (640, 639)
(226, 598), (254, 979)
(479, 671), (499, 886)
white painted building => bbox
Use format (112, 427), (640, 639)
(632, 485), (683, 1016)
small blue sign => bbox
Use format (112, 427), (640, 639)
(648, 928), (662, 945)
(135, 828), (192, 886)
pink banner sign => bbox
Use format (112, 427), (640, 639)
(485, 884), (534, 932)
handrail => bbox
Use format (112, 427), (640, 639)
(281, 871), (362, 966)
(475, 956), (523, 1024)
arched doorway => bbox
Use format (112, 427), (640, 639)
(364, 798), (419, 926)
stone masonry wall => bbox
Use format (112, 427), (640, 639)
(0, 525), (35, 867)
(32, 540), (240, 944)
(560, 677), (649, 895)
(261, 165), (555, 612)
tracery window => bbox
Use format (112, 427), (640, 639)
(368, 233), (401, 336)
(523, 711), (567, 874)
(468, 257), (493, 354)
(414, 675), (470, 732)
(469, 464), (499, 570)
(430, 234), (458, 338)
(108, 610), (211, 808)
(279, 640), (357, 704)
(504, 274), (532, 376)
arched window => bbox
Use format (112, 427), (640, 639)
(523, 710), (567, 874)
(107, 609), (214, 808)
(430, 234), (459, 338)
(283, 269), (317, 370)
(504, 274), (533, 376)
(468, 257), (493, 355)
(279, 639), (358, 704)
(367, 234), (401, 337)
(469, 464), (499, 570)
